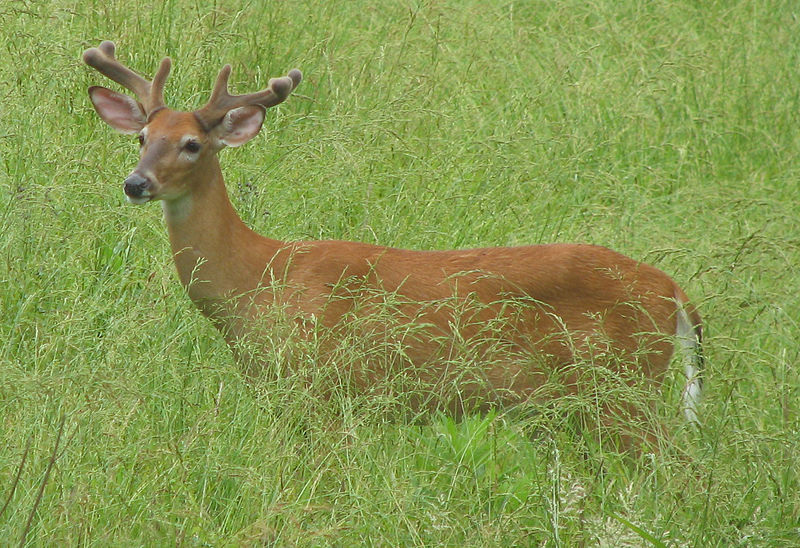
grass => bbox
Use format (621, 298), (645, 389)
(1, 0), (799, 545)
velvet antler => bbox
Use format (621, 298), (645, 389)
(82, 41), (171, 117)
(194, 65), (302, 129)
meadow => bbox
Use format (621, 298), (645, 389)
(1, 0), (799, 545)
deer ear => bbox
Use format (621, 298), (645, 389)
(214, 105), (265, 147)
(88, 86), (146, 134)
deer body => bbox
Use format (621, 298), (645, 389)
(84, 42), (704, 443)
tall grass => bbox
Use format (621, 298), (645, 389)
(1, 0), (798, 545)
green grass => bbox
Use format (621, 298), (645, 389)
(1, 0), (799, 545)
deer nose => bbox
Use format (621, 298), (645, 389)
(123, 173), (151, 199)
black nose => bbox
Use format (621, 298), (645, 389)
(123, 173), (150, 198)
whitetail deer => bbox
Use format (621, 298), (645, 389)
(83, 41), (703, 449)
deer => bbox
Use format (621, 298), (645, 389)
(83, 41), (704, 451)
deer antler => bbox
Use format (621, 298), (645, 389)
(195, 65), (302, 129)
(82, 41), (171, 117)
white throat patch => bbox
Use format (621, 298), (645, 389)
(162, 194), (193, 223)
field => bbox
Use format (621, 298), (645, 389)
(1, 0), (799, 545)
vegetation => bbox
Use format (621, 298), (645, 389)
(1, 0), (798, 545)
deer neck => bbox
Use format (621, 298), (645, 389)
(160, 159), (282, 316)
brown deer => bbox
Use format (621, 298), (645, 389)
(83, 41), (703, 449)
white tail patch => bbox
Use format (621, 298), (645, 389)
(675, 301), (703, 424)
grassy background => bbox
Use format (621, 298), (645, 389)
(1, 0), (799, 545)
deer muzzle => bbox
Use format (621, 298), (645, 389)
(123, 173), (153, 204)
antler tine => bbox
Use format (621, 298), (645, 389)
(150, 57), (172, 113)
(83, 40), (171, 116)
(195, 65), (302, 129)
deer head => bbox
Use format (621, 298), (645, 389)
(83, 41), (301, 204)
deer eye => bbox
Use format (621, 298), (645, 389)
(137, 133), (144, 146)
(183, 140), (201, 154)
